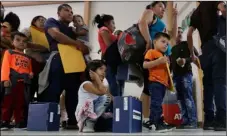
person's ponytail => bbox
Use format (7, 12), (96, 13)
(93, 14), (104, 28)
(93, 14), (114, 29)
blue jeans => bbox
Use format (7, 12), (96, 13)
(106, 65), (122, 96)
(173, 73), (197, 125)
(148, 82), (166, 124)
(199, 40), (226, 122)
(92, 95), (111, 121)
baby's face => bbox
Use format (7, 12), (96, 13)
(73, 17), (84, 27)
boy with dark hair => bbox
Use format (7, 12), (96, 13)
(57, 3), (72, 12)
(143, 32), (174, 132)
(0, 32), (33, 130)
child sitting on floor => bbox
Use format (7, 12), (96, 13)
(75, 60), (112, 133)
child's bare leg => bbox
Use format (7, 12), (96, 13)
(60, 90), (68, 123)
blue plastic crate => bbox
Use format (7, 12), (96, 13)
(113, 96), (142, 133)
(27, 102), (60, 131)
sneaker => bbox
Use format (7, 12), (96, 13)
(15, 122), (27, 130)
(83, 120), (95, 133)
(214, 121), (226, 131)
(203, 120), (215, 130)
(143, 120), (153, 130)
(0, 121), (13, 131)
(177, 124), (197, 129)
(155, 123), (175, 133)
(65, 119), (79, 130)
(61, 121), (67, 128)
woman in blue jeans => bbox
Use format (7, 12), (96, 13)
(93, 14), (121, 96)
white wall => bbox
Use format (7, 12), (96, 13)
(5, 2), (84, 31)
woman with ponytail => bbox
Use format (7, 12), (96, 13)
(93, 14), (122, 96)
(93, 14), (116, 55)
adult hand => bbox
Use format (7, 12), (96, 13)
(176, 58), (186, 67)
(4, 81), (11, 88)
(173, 4), (178, 17)
(76, 41), (89, 55)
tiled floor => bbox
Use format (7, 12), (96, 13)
(1, 129), (226, 136)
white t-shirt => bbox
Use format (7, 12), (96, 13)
(76, 78), (109, 109)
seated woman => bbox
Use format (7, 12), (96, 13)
(75, 60), (112, 133)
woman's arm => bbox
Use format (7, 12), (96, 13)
(26, 42), (49, 52)
(100, 30), (113, 47)
(170, 4), (178, 46)
(138, 10), (153, 47)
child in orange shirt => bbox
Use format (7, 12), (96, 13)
(143, 32), (174, 132)
(0, 32), (33, 130)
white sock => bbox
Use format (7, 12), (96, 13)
(143, 118), (149, 122)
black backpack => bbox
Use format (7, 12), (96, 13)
(213, 16), (226, 53)
(118, 24), (146, 64)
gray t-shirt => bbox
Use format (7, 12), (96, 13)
(76, 25), (89, 42)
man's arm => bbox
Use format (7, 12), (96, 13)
(26, 42), (49, 52)
(45, 18), (89, 54)
(47, 28), (89, 54)
(187, 26), (196, 55)
(47, 27), (83, 48)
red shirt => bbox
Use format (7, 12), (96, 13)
(98, 26), (117, 54)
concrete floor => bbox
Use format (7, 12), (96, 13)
(1, 129), (226, 136)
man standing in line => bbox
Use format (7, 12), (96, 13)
(171, 27), (199, 129)
(187, 1), (226, 131)
(41, 4), (88, 129)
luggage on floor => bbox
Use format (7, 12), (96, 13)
(162, 91), (182, 126)
(27, 102), (60, 131)
(113, 96), (142, 133)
